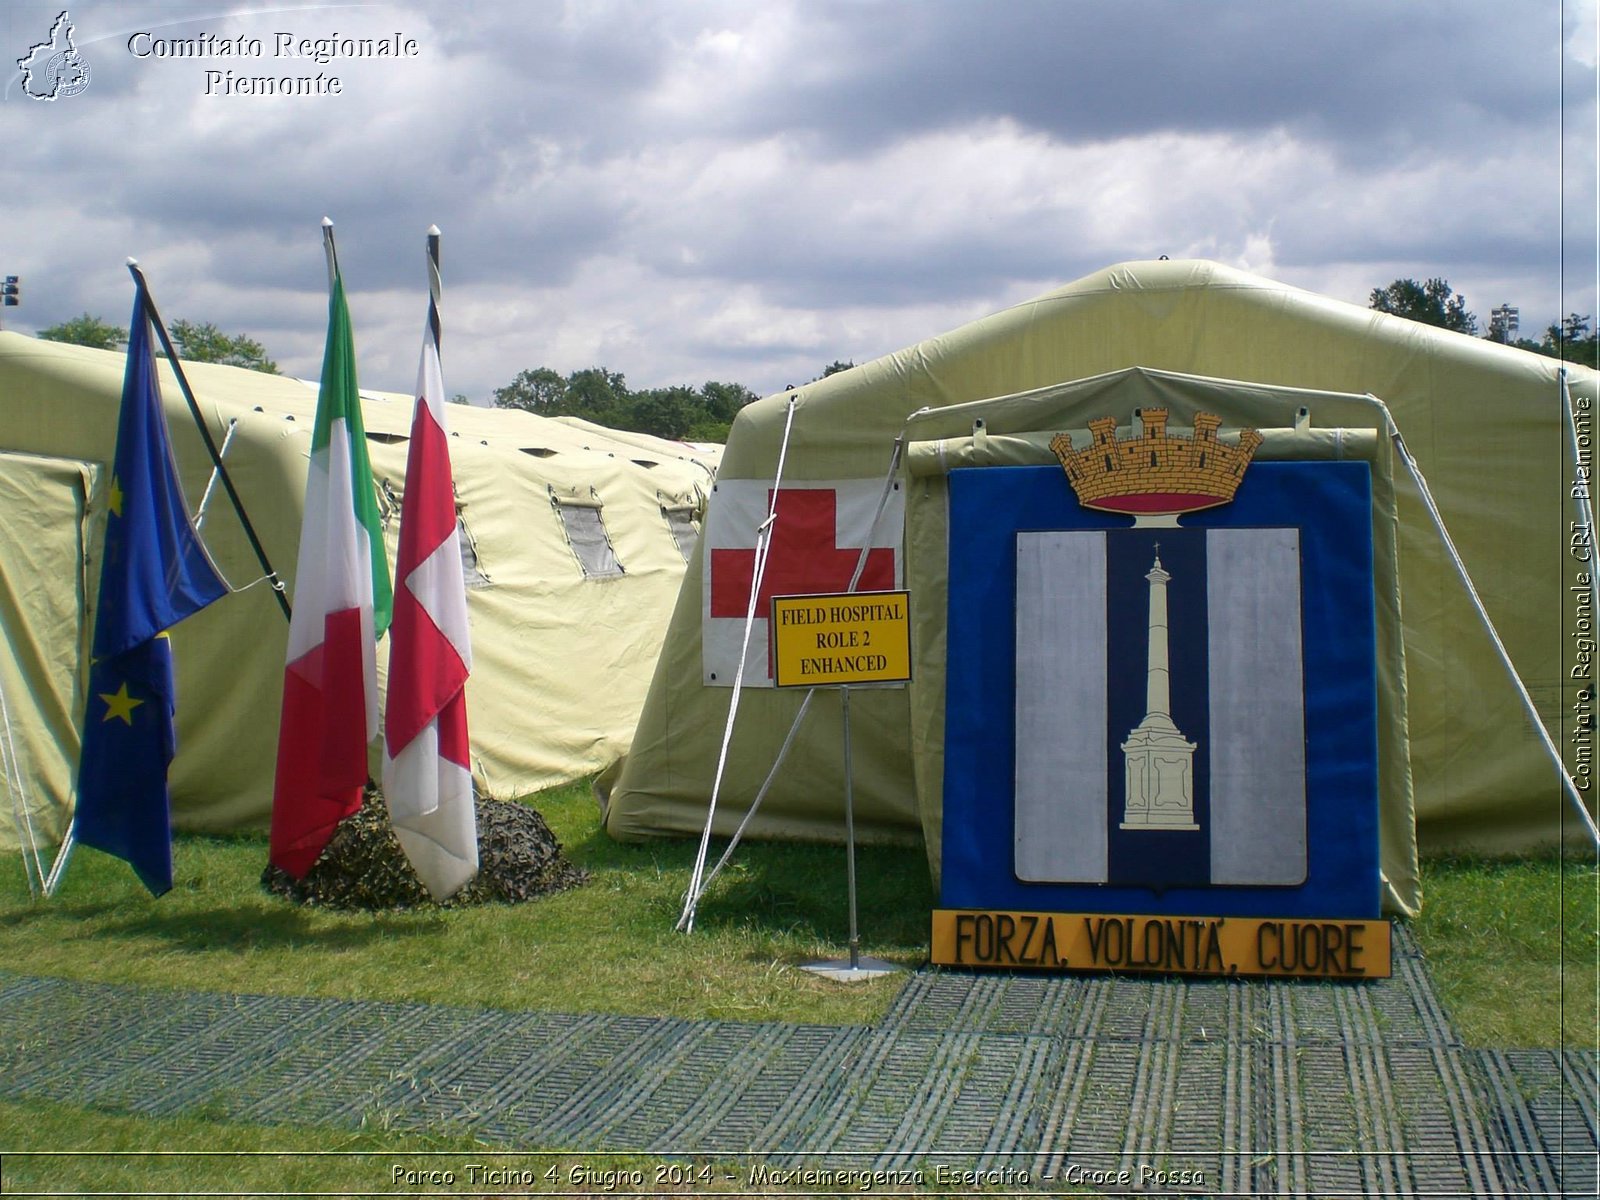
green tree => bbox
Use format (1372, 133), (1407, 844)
(492, 367), (567, 415)
(449, 393), (471, 406)
(1541, 313), (1600, 369)
(38, 313), (127, 351)
(491, 365), (759, 442)
(699, 380), (758, 423)
(167, 319), (279, 373)
(626, 385), (700, 439)
(818, 359), (856, 379)
(564, 367), (629, 426)
(1368, 278), (1478, 335)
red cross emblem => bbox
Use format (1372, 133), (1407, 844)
(709, 488), (895, 677)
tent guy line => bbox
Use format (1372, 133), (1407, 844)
(678, 424), (919, 932)
(680, 392), (799, 934)
(1389, 424), (1597, 846)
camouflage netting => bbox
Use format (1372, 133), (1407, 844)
(262, 790), (588, 910)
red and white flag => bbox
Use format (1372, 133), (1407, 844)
(381, 259), (477, 901)
(270, 265), (392, 878)
(701, 478), (903, 687)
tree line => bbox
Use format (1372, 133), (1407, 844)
(35, 313), (859, 441)
(37, 274), (1596, 445)
(1368, 277), (1599, 369)
(39, 312), (278, 373)
(489, 361), (855, 441)
(489, 367), (758, 442)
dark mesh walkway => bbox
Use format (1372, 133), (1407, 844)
(1, 926), (1594, 1196)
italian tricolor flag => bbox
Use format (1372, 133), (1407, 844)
(269, 270), (393, 878)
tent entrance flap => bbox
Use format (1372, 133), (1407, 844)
(0, 452), (99, 866)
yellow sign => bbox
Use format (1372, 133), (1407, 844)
(771, 591), (912, 688)
(931, 909), (1391, 979)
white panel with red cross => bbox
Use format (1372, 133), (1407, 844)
(701, 478), (905, 687)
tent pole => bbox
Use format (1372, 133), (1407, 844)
(687, 432), (914, 907)
(1391, 429), (1599, 845)
(841, 685), (860, 970)
(679, 422), (914, 932)
(192, 418), (241, 531)
(679, 394), (801, 933)
(43, 827), (73, 897)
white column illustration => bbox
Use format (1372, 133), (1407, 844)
(1120, 547), (1199, 830)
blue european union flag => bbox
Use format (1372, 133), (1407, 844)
(73, 286), (228, 896)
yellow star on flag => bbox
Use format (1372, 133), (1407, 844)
(108, 475), (124, 518)
(99, 681), (144, 725)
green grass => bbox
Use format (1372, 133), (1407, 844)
(0, 781), (932, 1026)
(1409, 851), (1597, 1050)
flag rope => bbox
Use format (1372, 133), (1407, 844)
(426, 225), (442, 352)
(678, 418), (921, 929)
(1391, 427), (1599, 846)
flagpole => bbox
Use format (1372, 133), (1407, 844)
(426, 224), (441, 354)
(322, 216), (338, 293)
(125, 259), (292, 623)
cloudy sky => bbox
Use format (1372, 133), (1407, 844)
(2, 1), (1595, 403)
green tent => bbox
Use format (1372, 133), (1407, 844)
(0, 331), (719, 852)
(601, 259), (1597, 916)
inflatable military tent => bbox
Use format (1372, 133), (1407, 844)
(0, 331), (719, 853)
(600, 259), (1597, 916)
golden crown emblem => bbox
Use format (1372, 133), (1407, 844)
(1049, 409), (1263, 517)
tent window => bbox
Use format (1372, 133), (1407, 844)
(661, 503), (700, 561)
(457, 513), (491, 588)
(553, 496), (624, 579)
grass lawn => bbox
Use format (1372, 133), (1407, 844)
(0, 780), (932, 1026)
(0, 781), (1593, 1196)
(1409, 851), (1597, 1050)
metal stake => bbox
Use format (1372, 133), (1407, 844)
(801, 684), (900, 983)
(842, 685), (860, 969)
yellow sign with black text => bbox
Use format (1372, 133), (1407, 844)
(931, 909), (1391, 979)
(771, 591), (912, 688)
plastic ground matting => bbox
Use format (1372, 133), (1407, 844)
(1, 926), (1594, 1196)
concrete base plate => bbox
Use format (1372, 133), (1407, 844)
(800, 956), (904, 983)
